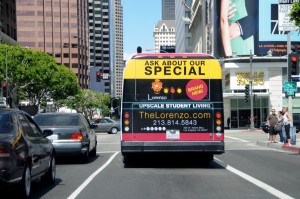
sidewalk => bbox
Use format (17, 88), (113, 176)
(225, 129), (300, 155)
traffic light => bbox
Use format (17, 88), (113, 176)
(96, 71), (101, 82)
(245, 84), (249, 102)
(288, 52), (299, 80)
(253, 94), (257, 101)
(2, 83), (7, 97)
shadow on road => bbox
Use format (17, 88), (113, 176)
(123, 153), (225, 169)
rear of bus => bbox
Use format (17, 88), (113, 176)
(121, 53), (224, 161)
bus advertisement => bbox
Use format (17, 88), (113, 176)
(121, 53), (224, 162)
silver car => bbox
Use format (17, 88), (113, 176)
(92, 117), (120, 134)
(33, 113), (97, 163)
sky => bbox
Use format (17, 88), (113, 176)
(122, 0), (161, 60)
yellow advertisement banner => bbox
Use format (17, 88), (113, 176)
(124, 59), (222, 79)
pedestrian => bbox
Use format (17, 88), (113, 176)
(227, 117), (230, 129)
(266, 109), (278, 143)
(277, 111), (284, 143)
(282, 107), (292, 146)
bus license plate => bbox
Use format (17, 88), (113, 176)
(166, 130), (180, 139)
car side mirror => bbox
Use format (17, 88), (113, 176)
(43, 129), (53, 137)
(91, 124), (98, 129)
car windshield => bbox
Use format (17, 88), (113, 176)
(0, 113), (12, 134)
(34, 114), (80, 126)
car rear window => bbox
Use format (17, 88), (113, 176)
(0, 113), (11, 134)
(34, 114), (80, 126)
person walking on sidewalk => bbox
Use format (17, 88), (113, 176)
(267, 109), (278, 143)
(282, 107), (292, 146)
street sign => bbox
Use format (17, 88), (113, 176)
(278, 1), (298, 31)
(102, 73), (109, 79)
(283, 81), (297, 92)
(291, 76), (300, 82)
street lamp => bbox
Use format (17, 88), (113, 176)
(249, 50), (255, 130)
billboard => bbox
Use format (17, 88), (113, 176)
(214, 0), (300, 58)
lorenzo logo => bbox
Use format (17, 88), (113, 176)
(151, 79), (163, 94)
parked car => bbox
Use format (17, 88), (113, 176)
(0, 109), (56, 198)
(33, 113), (97, 163)
(91, 117), (120, 134)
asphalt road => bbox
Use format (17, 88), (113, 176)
(4, 130), (299, 199)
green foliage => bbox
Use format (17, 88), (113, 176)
(290, 2), (300, 27)
(64, 89), (110, 119)
(0, 44), (80, 108)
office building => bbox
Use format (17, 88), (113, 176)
(0, 0), (17, 45)
(89, 0), (123, 97)
(16, 0), (89, 88)
(162, 0), (175, 20)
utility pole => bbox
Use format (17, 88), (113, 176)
(249, 50), (255, 130)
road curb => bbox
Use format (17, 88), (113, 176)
(257, 141), (300, 155)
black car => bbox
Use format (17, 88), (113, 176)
(33, 113), (97, 163)
(0, 109), (56, 198)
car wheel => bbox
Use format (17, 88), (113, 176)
(110, 127), (118, 134)
(91, 141), (97, 157)
(81, 147), (90, 163)
(19, 164), (31, 198)
(42, 155), (56, 184)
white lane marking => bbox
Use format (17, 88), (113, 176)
(225, 136), (250, 142)
(214, 158), (295, 199)
(67, 152), (119, 199)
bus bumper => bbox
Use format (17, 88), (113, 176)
(121, 141), (224, 154)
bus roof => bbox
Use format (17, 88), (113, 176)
(131, 53), (216, 59)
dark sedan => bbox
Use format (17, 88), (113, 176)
(33, 113), (97, 163)
(0, 109), (56, 198)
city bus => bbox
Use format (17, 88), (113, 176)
(121, 53), (224, 163)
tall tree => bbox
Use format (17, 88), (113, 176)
(0, 44), (80, 108)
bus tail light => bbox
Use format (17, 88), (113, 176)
(124, 112), (130, 132)
(215, 112), (223, 133)
(124, 112), (130, 119)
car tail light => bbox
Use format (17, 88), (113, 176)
(70, 132), (83, 140)
(0, 147), (11, 157)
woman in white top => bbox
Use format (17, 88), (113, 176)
(282, 107), (291, 145)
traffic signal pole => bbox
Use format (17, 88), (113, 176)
(287, 32), (293, 127)
(249, 50), (255, 130)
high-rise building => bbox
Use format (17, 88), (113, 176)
(89, 0), (123, 98)
(110, 0), (123, 98)
(16, 0), (89, 89)
(0, 0), (17, 45)
(162, 0), (175, 20)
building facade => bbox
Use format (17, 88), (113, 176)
(174, 0), (192, 53)
(153, 20), (175, 53)
(183, 0), (300, 128)
(162, 0), (175, 20)
(16, 0), (89, 89)
(89, 0), (123, 98)
(0, 0), (17, 45)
